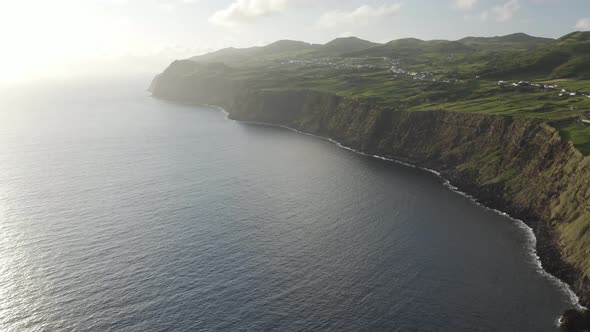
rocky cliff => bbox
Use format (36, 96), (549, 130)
(152, 68), (590, 306)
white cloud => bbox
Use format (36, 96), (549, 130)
(159, 3), (176, 11)
(113, 0), (198, 7)
(452, 0), (478, 10)
(480, 10), (489, 21)
(209, 0), (289, 27)
(464, 10), (488, 22)
(492, 0), (520, 22)
(576, 18), (590, 31)
(150, 0), (200, 11)
(317, 3), (402, 29)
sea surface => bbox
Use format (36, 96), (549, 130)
(0, 76), (577, 331)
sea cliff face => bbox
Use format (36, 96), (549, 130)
(152, 66), (590, 306)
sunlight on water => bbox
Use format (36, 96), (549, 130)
(0, 77), (575, 331)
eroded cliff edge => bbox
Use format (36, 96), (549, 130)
(152, 65), (590, 306)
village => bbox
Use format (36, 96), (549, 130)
(281, 55), (590, 100)
(279, 55), (590, 125)
(281, 56), (467, 84)
(496, 80), (590, 98)
(280, 56), (388, 70)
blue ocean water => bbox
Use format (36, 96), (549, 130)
(0, 77), (576, 331)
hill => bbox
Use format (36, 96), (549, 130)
(164, 32), (590, 152)
(346, 38), (474, 58)
(190, 40), (317, 65)
(481, 31), (590, 79)
(459, 32), (554, 51)
(186, 33), (565, 78)
(317, 37), (382, 55)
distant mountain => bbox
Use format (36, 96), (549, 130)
(260, 40), (316, 53)
(346, 38), (473, 58)
(541, 32), (590, 78)
(481, 31), (590, 79)
(185, 32), (590, 80)
(318, 37), (382, 54)
(460, 33), (554, 50)
(190, 40), (317, 65)
(459, 33), (554, 51)
(555, 31), (590, 43)
(189, 37), (385, 65)
(388, 38), (473, 54)
(190, 47), (250, 64)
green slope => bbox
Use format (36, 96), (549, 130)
(481, 31), (590, 79)
(162, 32), (590, 155)
(317, 37), (382, 55)
(459, 32), (554, 51)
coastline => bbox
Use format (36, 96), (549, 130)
(164, 98), (581, 309)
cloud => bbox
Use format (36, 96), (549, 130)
(464, 10), (488, 22)
(492, 0), (520, 22)
(112, 0), (198, 8)
(159, 3), (176, 11)
(317, 3), (402, 29)
(479, 10), (489, 21)
(451, 0), (478, 10)
(576, 18), (590, 31)
(209, 0), (288, 27)
(150, 0), (200, 11)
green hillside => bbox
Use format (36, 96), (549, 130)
(190, 40), (317, 65)
(459, 32), (553, 51)
(480, 31), (590, 79)
(318, 37), (382, 54)
(170, 32), (590, 154)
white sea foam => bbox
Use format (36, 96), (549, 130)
(210, 105), (581, 308)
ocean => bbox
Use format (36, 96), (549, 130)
(0, 76), (576, 331)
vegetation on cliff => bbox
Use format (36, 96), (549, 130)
(162, 32), (590, 155)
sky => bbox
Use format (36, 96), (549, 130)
(0, 0), (589, 82)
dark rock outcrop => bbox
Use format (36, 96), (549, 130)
(560, 308), (590, 331)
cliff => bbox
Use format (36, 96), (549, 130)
(152, 70), (590, 306)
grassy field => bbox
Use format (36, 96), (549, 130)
(554, 122), (590, 155)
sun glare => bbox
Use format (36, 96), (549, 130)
(0, 0), (141, 82)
